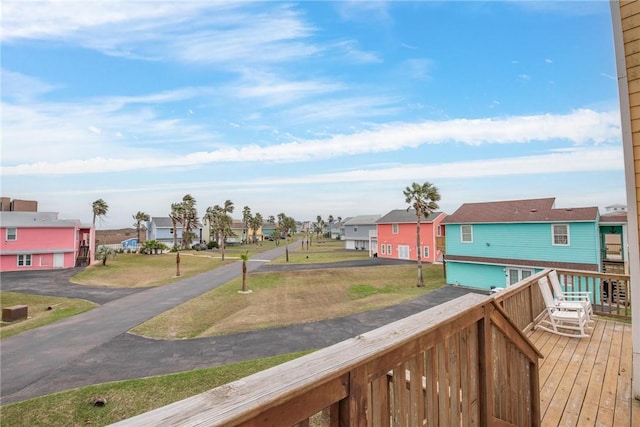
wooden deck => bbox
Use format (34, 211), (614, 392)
(528, 318), (639, 426)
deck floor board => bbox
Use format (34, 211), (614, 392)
(530, 318), (638, 427)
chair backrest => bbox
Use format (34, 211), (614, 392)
(538, 276), (556, 309)
(548, 270), (564, 299)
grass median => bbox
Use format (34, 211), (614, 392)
(131, 263), (445, 339)
(0, 292), (97, 339)
(0, 351), (310, 427)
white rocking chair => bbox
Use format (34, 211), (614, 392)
(536, 276), (590, 338)
(548, 270), (594, 323)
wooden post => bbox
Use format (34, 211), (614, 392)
(286, 247), (289, 262)
(176, 251), (180, 277)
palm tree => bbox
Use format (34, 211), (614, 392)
(220, 200), (235, 258)
(204, 200), (234, 260)
(242, 206), (252, 244)
(169, 203), (183, 250)
(132, 211), (150, 245)
(92, 199), (109, 228)
(91, 199), (109, 259)
(403, 182), (441, 287)
(240, 251), (250, 293)
(96, 246), (116, 266)
(180, 194), (198, 249)
(250, 212), (263, 243)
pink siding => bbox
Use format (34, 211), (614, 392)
(0, 225), (81, 272)
(376, 213), (445, 262)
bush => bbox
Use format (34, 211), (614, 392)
(207, 241), (219, 249)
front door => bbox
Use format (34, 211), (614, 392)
(507, 268), (534, 286)
(54, 253), (64, 268)
(398, 245), (410, 260)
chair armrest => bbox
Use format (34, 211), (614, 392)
(558, 292), (591, 303)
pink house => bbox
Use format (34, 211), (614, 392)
(0, 212), (93, 272)
(375, 209), (446, 263)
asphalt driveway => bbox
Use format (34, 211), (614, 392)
(0, 268), (145, 304)
(0, 244), (486, 405)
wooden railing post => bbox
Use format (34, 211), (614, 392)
(339, 365), (368, 427)
(477, 305), (494, 426)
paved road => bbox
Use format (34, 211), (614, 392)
(0, 244), (485, 405)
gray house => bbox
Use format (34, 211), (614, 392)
(343, 215), (381, 251)
(146, 216), (178, 247)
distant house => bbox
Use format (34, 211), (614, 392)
(0, 212), (92, 272)
(343, 215), (381, 251)
(146, 217), (178, 247)
(329, 221), (346, 240)
(261, 223), (278, 240)
(147, 216), (202, 248)
(441, 198), (602, 290)
(375, 209), (446, 262)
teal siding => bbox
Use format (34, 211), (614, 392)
(445, 222), (600, 265)
(446, 261), (544, 289)
(446, 262), (506, 290)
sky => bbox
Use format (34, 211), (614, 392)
(0, 0), (626, 229)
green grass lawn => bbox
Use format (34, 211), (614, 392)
(1, 236), (446, 425)
(0, 351), (310, 427)
(0, 292), (97, 339)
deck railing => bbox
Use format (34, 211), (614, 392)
(112, 268), (629, 426)
(113, 293), (542, 427)
(555, 269), (631, 319)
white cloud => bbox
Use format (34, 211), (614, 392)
(1, 109), (621, 175)
(401, 58), (433, 80)
(1, 69), (59, 101)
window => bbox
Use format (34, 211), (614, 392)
(386, 244), (392, 254)
(507, 268), (534, 286)
(423, 246), (430, 258)
(6, 227), (17, 241)
(461, 225), (473, 243)
(437, 225), (442, 237)
(354, 226), (358, 232)
(392, 223), (399, 234)
(552, 224), (569, 246)
(17, 254), (31, 267)
(381, 245), (386, 255)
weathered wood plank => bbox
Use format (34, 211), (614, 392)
(613, 323), (633, 427)
(424, 346), (437, 427)
(576, 321), (615, 426)
(408, 354), (424, 426)
(596, 321), (624, 426)
(540, 334), (580, 425)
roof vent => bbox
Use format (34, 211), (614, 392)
(530, 209), (537, 213)
(565, 208), (573, 212)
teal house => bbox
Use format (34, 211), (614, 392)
(441, 198), (602, 291)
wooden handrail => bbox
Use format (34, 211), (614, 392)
(112, 293), (542, 426)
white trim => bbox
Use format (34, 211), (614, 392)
(461, 224), (473, 243)
(17, 254), (32, 267)
(551, 223), (570, 246)
(6, 227), (17, 241)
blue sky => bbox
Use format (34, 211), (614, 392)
(1, 1), (625, 229)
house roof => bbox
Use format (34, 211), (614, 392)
(441, 198), (599, 224)
(150, 216), (174, 228)
(343, 215), (381, 226)
(377, 209), (444, 224)
(0, 212), (80, 228)
(599, 212), (627, 224)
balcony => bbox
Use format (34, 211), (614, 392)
(113, 269), (634, 426)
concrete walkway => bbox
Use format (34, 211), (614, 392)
(0, 243), (484, 405)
